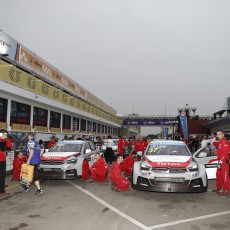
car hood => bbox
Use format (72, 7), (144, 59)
(41, 152), (80, 161)
(145, 155), (192, 168)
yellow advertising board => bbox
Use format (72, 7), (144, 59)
(50, 128), (61, 133)
(0, 122), (7, 130)
(12, 124), (31, 131)
(34, 126), (48, 132)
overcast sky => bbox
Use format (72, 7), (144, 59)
(1, 0), (230, 135)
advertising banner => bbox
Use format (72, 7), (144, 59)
(16, 44), (88, 100)
(122, 119), (172, 126)
(0, 31), (18, 60)
(179, 111), (188, 139)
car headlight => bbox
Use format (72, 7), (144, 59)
(66, 158), (77, 164)
(141, 163), (151, 171)
(188, 164), (198, 172)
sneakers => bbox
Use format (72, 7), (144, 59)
(111, 184), (120, 192)
(89, 180), (96, 183)
(219, 191), (229, 197)
(20, 184), (29, 192)
(0, 192), (10, 196)
(35, 189), (43, 196)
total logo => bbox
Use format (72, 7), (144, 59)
(46, 156), (62, 160)
(157, 162), (182, 166)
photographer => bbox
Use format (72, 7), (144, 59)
(0, 129), (12, 196)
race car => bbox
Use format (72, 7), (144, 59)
(39, 140), (98, 179)
(131, 140), (208, 193)
(193, 146), (218, 179)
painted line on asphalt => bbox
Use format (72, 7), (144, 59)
(149, 210), (230, 229)
(66, 180), (150, 230)
(5, 183), (20, 191)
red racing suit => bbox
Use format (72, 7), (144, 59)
(82, 159), (90, 180)
(134, 140), (147, 161)
(48, 141), (56, 149)
(216, 138), (229, 191)
(91, 158), (108, 182)
(110, 161), (130, 191)
(12, 156), (25, 180)
(117, 138), (126, 155)
(121, 155), (134, 176)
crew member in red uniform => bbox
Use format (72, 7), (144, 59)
(121, 151), (135, 177)
(12, 152), (26, 181)
(110, 155), (130, 191)
(90, 152), (108, 182)
(81, 159), (90, 180)
(212, 130), (230, 197)
(0, 129), (12, 196)
(48, 136), (56, 149)
(134, 136), (147, 161)
(117, 135), (126, 156)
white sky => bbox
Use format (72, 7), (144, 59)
(1, 0), (230, 135)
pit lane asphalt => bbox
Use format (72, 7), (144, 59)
(1, 175), (230, 230)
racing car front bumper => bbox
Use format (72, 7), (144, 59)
(38, 168), (77, 180)
(131, 176), (207, 193)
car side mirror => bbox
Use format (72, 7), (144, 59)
(198, 152), (207, 158)
(85, 149), (91, 154)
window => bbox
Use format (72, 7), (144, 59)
(10, 101), (31, 125)
(89, 142), (96, 151)
(97, 123), (101, 133)
(93, 122), (96, 132)
(84, 142), (90, 153)
(0, 98), (7, 122)
(81, 119), (86, 131)
(87, 120), (91, 132)
(33, 107), (48, 126)
(50, 111), (61, 128)
(63, 114), (71, 130)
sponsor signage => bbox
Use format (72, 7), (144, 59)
(0, 31), (18, 60)
(16, 44), (88, 100)
(179, 111), (188, 139)
(122, 119), (171, 126)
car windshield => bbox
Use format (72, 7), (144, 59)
(113, 140), (118, 146)
(146, 142), (190, 156)
(49, 143), (82, 152)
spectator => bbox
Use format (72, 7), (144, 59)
(104, 135), (114, 164)
(0, 129), (12, 196)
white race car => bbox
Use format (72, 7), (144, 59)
(39, 140), (98, 179)
(193, 146), (218, 179)
(132, 140), (208, 193)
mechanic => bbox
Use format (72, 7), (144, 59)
(117, 135), (126, 156)
(104, 135), (114, 164)
(212, 130), (229, 197)
(12, 152), (26, 181)
(81, 159), (90, 180)
(0, 129), (12, 196)
(48, 136), (56, 149)
(20, 133), (44, 196)
(121, 151), (135, 177)
(90, 152), (108, 182)
(110, 155), (130, 192)
(134, 135), (147, 161)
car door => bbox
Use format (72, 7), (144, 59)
(193, 147), (218, 179)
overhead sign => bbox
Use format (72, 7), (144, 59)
(0, 31), (18, 60)
(123, 119), (172, 126)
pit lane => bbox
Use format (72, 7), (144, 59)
(1, 176), (230, 230)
